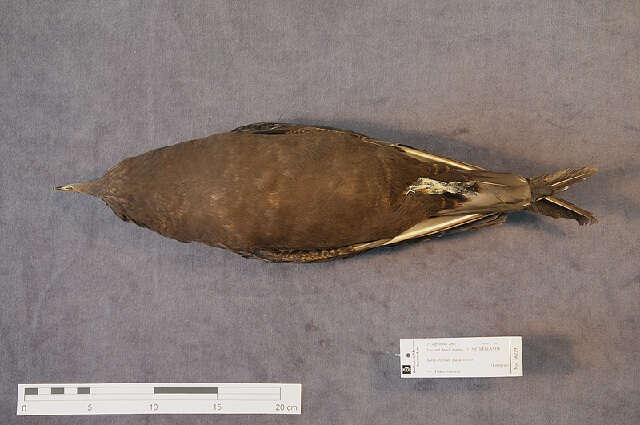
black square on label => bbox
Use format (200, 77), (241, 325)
(402, 365), (412, 374)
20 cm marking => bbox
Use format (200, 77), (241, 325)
(275, 403), (298, 412)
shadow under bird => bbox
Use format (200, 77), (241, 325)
(54, 122), (597, 262)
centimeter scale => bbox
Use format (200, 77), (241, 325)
(17, 383), (301, 415)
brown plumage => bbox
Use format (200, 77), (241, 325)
(54, 123), (597, 262)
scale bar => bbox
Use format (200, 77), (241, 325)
(18, 383), (301, 415)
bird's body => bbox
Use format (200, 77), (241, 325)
(56, 123), (597, 262)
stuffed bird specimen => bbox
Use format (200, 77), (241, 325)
(55, 123), (597, 262)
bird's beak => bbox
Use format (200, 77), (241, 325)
(53, 184), (76, 191)
(52, 181), (100, 196)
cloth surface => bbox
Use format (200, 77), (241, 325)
(1, 1), (638, 424)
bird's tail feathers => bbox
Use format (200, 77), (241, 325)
(528, 167), (597, 200)
(527, 196), (597, 225)
(526, 167), (597, 225)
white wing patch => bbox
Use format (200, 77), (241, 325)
(404, 177), (478, 197)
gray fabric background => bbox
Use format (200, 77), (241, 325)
(1, 1), (639, 424)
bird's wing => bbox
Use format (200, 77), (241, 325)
(231, 122), (370, 138)
(246, 213), (506, 262)
(231, 122), (483, 169)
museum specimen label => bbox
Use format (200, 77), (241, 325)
(400, 336), (523, 378)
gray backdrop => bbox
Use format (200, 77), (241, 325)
(1, 1), (639, 424)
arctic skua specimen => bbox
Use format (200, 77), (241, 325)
(55, 123), (597, 262)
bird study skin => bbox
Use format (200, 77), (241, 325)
(55, 122), (597, 262)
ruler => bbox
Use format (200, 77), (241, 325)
(17, 383), (301, 415)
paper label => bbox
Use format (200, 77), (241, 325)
(400, 336), (522, 378)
